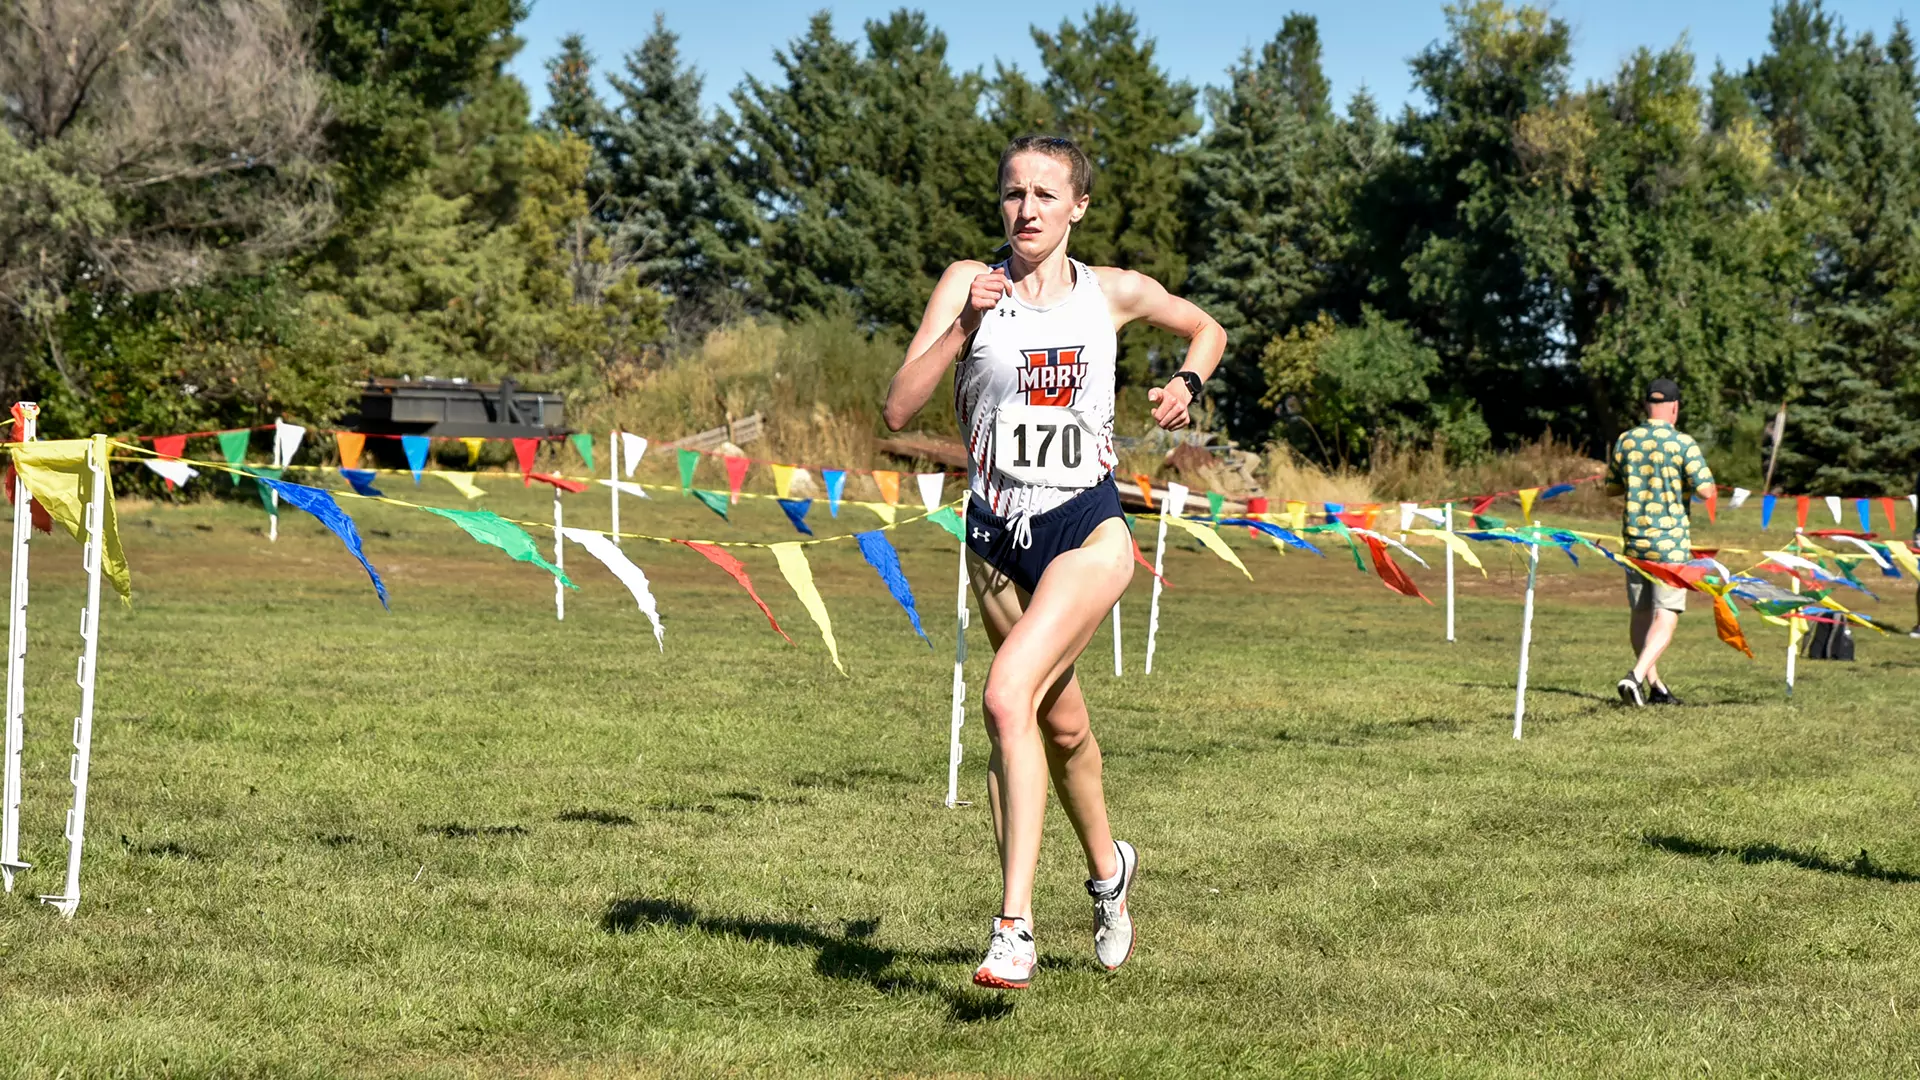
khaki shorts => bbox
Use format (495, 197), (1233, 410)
(1625, 569), (1687, 613)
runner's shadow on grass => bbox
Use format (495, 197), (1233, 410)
(1457, 681), (1611, 704)
(601, 898), (1035, 1022)
(1642, 832), (1920, 884)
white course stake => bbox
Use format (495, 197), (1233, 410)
(553, 486), (566, 622)
(945, 492), (970, 809)
(1145, 482), (1186, 675)
(2, 403), (37, 890)
(608, 430), (621, 547)
(1786, 529), (1802, 696)
(1110, 602), (1122, 676)
(40, 435), (108, 918)
(1444, 502), (1457, 643)
(1512, 536), (1540, 740)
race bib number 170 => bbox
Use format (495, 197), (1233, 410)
(993, 404), (1101, 489)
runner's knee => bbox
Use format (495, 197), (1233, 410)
(981, 680), (1036, 741)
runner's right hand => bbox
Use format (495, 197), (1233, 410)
(959, 267), (1010, 334)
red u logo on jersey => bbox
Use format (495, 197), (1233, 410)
(1018, 346), (1086, 407)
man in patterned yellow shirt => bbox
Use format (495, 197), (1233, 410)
(1604, 379), (1715, 707)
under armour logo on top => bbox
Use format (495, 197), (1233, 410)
(971, 528), (993, 543)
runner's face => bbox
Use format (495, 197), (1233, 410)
(1000, 152), (1088, 261)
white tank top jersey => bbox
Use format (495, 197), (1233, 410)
(954, 258), (1119, 524)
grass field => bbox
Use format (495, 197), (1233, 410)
(2, 478), (1919, 1078)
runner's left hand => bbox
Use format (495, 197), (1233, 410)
(1148, 380), (1192, 431)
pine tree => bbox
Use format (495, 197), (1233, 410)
(603, 15), (716, 300)
(537, 33), (612, 200)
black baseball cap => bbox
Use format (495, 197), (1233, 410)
(1646, 378), (1681, 404)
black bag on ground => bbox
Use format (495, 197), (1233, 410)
(1802, 619), (1855, 661)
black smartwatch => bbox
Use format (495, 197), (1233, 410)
(1172, 370), (1204, 400)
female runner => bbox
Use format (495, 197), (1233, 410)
(882, 135), (1226, 989)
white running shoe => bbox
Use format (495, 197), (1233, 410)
(1088, 839), (1138, 971)
(972, 915), (1036, 990)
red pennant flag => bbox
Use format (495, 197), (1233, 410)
(1630, 559), (1707, 591)
(1361, 535), (1431, 603)
(1795, 495), (1809, 530)
(512, 438), (539, 486)
(528, 472), (588, 493)
(724, 456), (750, 504)
(1882, 497), (1898, 535)
(1130, 537), (1171, 589)
(1705, 489), (1717, 523)
(1362, 507), (1380, 530)
(153, 434), (188, 459)
(1, 466), (52, 533)
(1712, 594), (1754, 658)
(682, 541), (793, 644)
(1245, 496), (1268, 538)
(1469, 494), (1497, 515)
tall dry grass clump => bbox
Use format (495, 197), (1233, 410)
(1369, 434), (1608, 512)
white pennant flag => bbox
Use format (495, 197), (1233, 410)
(560, 527), (664, 649)
(1411, 506), (1447, 526)
(1398, 502), (1417, 533)
(597, 478), (650, 499)
(916, 472), (945, 514)
(1910, 494), (1917, 514)
(620, 433), (648, 477)
(143, 458), (199, 488)
(1825, 495), (1843, 524)
(273, 420), (306, 467)
(1731, 487), (1751, 509)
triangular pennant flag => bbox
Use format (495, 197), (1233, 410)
(621, 433), (647, 476)
(10, 438), (131, 601)
(568, 432), (595, 472)
(339, 468), (383, 498)
(245, 466), (283, 514)
(274, 420), (306, 467)
(724, 456), (749, 503)
(823, 470), (846, 517)
(1132, 473), (1156, 507)
(153, 434), (187, 460)
(1712, 593), (1754, 658)
(1398, 503), (1417, 533)
(691, 488), (729, 520)
(336, 431), (365, 471)
(682, 541), (791, 643)
(772, 463), (797, 499)
(143, 458), (197, 491)
(1468, 494), (1496, 515)
(1287, 500), (1306, 530)
(1705, 488), (1716, 524)
(1761, 493), (1777, 530)
(435, 471), (486, 500)
(1796, 495), (1810, 530)
(927, 506), (963, 540)
(529, 472), (589, 494)
(1882, 497), (1898, 535)
(1411, 528), (1485, 574)
(916, 472), (945, 514)
(597, 478), (650, 499)
(401, 434), (430, 484)
(1911, 494), (1918, 514)
(872, 470), (901, 505)
(677, 448), (700, 491)
(561, 527), (665, 648)
(1731, 487), (1751, 509)
(861, 501), (896, 526)
(1885, 539), (1920, 579)
(1163, 515), (1252, 579)
(1206, 491), (1224, 521)
(1855, 498), (1871, 534)
(1412, 506), (1447, 526)
(1361, 534), (1431, 603)
(261, 479), (386, 608)
(1825, 495), (1842, 524)
(422, 506), (574, 590)
(856, 530), (929, 644)
(217, 429), (250, 484)
(461, 437), (484, 467)
(771, 543), (844, 675)
(1539, 483), (1575, 500)
(513, 438), (539, 486)
(778, 498), (814, 536)
(1517, 487), (1539, 522)
(1323, 502), (1343, 522)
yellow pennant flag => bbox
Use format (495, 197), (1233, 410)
(771, 543), (845, 675)
(461, 437), (484, 467)
(1885, 539), (1920, 579)
(1164, 515), (1253, 579)
(860, 501), (896, 526)
(1410, 528), (1486, 575)
(12, 436), (131, 601)
(1286, 500), (1307, 530)
(434, 471), (487, 500)
(1518, 487), (1540, 523)
(872, 470), (901, 505)
(771, 463), (797, 499)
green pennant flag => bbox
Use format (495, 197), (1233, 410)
(691, 488), (730, 520)
(421, 507), (576, 589)
(927, 506), (963, 540)
(678, 448), (699, 491)
(245, 466), (283, 514)
(1473, 514), (1507, 530)
(1125, 513), (1137, 532)
(1206, 491), (1224, 521)
(568, 432), (595, 472)
(218, 429), (251, 485)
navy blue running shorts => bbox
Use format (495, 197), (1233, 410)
(965, 474), (1125, 594)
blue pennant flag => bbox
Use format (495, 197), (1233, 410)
(1324, 502), (1343, 521)
(856, 530), (929, 645)
(401, 434), (431, 484)
(1856, 498), (1872, 534)
(777, 498), (814, 536)
(339, 468), (384, 497)
(263, 480), (389, 609)
(1761, 492), (1776, 530)
(1539, 483), (1575, 500)
(1218, 518), (1323, 556)
(823, 470), (846, 517)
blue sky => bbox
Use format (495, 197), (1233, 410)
(509, 1), (1915, 119)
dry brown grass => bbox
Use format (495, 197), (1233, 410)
(1369, 434), (1608, 512)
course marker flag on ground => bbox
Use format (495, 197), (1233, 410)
(337, 432), (365, 471)
(917, 472), (945, 514)
(262, 479), (385, 608)
(435, 472), (486, 500)
(513, 438), (538, 486)
(856, 530), (929, 645)
(1167, 516), (1252, 579)
(12, 438), (132, 602)
(423, 507), (574, 590)
(772, 543), (845, 675)
(340, 468), (383, 497)
(561, 527), (663, 649)
(778, 498), (814, 536)
(621, 433), (647, 476)
(402, 435), (430, 483)
(824, 470), (846, 517)
(683, 541), (790, 644)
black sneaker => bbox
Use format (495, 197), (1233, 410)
(1616, 676), (1645, 707)
(1647, 685), (1681, 706)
